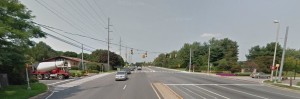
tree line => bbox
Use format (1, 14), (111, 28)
(153, 38), (300, 75)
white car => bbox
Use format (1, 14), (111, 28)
(115, 71), (128, 81)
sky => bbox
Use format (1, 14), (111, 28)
(19, 0), (300, 63)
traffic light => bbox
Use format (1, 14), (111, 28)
(145, 51), (147, 57)
(131, 49), (133, 54)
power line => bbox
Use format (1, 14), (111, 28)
(35, 0), (89, 36)
(50, 0), (101, 37)
(85, 0), (107, 26)
(43, 32), (94, 52)
(34, 22), (166, 54)
(92, 0), (108, 19)
(41, 25), (97, 50)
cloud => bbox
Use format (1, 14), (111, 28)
(201, 33), (221, 38)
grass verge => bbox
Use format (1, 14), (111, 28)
(264, 80), (300, 91)
(297, 82), (300, 86)
(0, 83), (47, 99)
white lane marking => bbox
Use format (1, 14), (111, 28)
(57, 73), (111, 88)
(188, 86), (218, 99)
(47, 79), (74, 86)
(194, 85), (230, 99)
(123, 85), (127, 90)
(45, 91), (56, 99)
(172, 85), (195, 99)
(243, 85), (300, 99)
(165, 84), (262, 86)
(217, 85), (268, 99)
(145, 67), (156, 72)
(150, 83), (161, 99)
(181, 86), (206, 99)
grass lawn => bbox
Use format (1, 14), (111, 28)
(264, 80), (300, 91)
(297, 82), (300, 86)
(0, 83), (47, 99)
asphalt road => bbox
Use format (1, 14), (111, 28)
(45, 66), (300, 99)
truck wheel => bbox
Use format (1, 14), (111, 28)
(64, 76), (69, 79)
(44, 74), (50, 79)
(58, 74), (64, 80)
(37, 74), (43, 80)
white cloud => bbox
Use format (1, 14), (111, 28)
(201, 33), (222, 38)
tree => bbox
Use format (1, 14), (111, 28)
(89, 49), (124, 70)
(27, 41), (58, 62)
(63, 51), (78, 57)
(246, 42), (283, 73)
(0, 0), (44, 85)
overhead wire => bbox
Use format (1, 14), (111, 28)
(35, 0), (90, 36)
(50, 0), (101, 37)
(34, 22), (166, 54)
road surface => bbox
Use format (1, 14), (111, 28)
(45, 66), (300, 99)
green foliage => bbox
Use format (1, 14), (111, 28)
(153, 38), (239, 72)
(63, 51), (78, 57)
(69, 70), (83, 77)
(245, 42), (284, 73)
(71, 66), (79, 70)
(234, 72), (251, 76)
(0, 0), (45, 85)
(89, 49), (124, 70)
(0, 83), (47, 99)
(27, 41), (59, 62)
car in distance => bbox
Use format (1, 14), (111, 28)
(137, 66), (142, 70)
(121, 68), (131, 74)
(250, 72), (270, 79)
(115, 71), (128, 81)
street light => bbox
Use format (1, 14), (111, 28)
(271, 20), (280, 82)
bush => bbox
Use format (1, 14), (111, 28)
(234, 72), (251, 76)
(89, 70), (99, 73)
(71, 66), (79, 70)
(69, 70), (83, 77)
(29, 76), (39, 83)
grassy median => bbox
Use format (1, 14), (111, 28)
(0, 83), (47, 99)
(264, 80), (300, 91)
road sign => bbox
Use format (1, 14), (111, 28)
(276, 64), (280, 67)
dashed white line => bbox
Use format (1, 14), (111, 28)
(172, 85), (195, 99)
(123, 85), (127, 90)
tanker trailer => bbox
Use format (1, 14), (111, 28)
(32, 61), (70, 80)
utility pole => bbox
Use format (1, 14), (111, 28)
(208, 46), (211, 75)
(107, 18), (112, 71)
(125, 46), (128, 65)
(119, 37), (122, 56)
(278, 26), (289, 82)
(189, 48), (192, 72)
(81, 44), (84, 70)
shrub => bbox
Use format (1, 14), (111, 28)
(71, 66), (79, 70)
(89, 70), (99, 73)
(69, 70), (83, 77)
(234, 72), (251, 76)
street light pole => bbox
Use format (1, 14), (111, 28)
(271, 20), (280, 81)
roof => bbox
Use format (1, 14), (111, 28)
(42, 56), (89, 62)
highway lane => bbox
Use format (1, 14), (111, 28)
(47, 69), (158, 99)
(45, 66), (300, 99)
(148, 67), (300, 99)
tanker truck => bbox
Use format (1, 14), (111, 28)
(32, 61), (70, 80)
